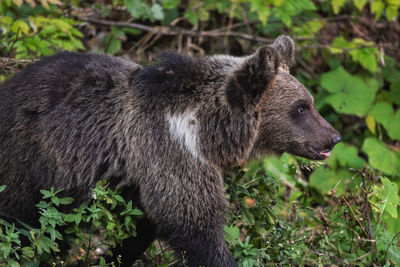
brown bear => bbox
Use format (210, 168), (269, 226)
(0, 35), (341, 266)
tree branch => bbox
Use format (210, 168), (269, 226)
(79, 17), (274, 43)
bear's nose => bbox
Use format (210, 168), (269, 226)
(332, 134), (342, 145)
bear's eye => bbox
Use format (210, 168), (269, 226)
(297, 105), (306, 115)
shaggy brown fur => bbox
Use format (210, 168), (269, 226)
(0, 35), (340, 266)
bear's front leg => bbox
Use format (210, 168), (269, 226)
(140, 167), (237, 267)
(164, 223), (237, 267)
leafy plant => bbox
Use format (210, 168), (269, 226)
(0, 181), (143, 266)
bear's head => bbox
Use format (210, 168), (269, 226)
(251, 35), (341, 160)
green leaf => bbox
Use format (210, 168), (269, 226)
(105, 35), (121, 54)
(374, 177), (400, 218)
(11, 20), (30, 35)
(0, 185), (6, 193)
(251, 0), (271, 25)
(224, 225), (240, 242)
(331, 142), (366, 169)
(122, 27), (142, 35)
(63, 214), (75, 222)
(331, 0), (346, 14)
(294, 0), (316, 10)
(40, 190), (52, 198)
(309, 166), (354, 195)
(330, 36), (353, 53)
(321, 67), (378, 116)
(362, 138), (400, 175)
(184, 9), (198, 27)
(6, 258), (19, 267)
(366, 115), (376, 134)
(386, 5), (399, 21)
(22, 246), (34, 259)
(371, 0), (385, 19)
(370, 102), (400, 140)
(162, 0), (180, 9)
(75, 213), (82, 225)
(59, 197), (74, 205)
(353, 0), (367, 11)
(369, 102), (393, 129)
(125, 0), (150, 19)
(51, 197), (60, 206)
(114, 195), (124, 203)
(151, 4), (164, 20)
(99, 257), (107, 267)
(132, 208), (144, 216)
(388, 110), (400, 140)
(349, 47), (379, 72)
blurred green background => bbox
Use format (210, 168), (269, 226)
(0, 0), (400, 266)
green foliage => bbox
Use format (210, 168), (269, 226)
(0, 181), (143, 266)
(0, 1), (83, 58)
(320, 67), (378, 116)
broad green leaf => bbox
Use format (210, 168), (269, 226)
(309, 166), (354, 195)
(11, 20), (30, 35)
(151, 4), (164, 20)
(307, 20), (324, 33)
(6, 259), (19, 267)
(369, 102), (400, 140)
(63, 214), (75, 222)
(332, 142), (366, 169)
(321, 67), (377, 116)
(196, 7), (210, 23)
(331, 0), (346, 14)
(369, 102), (393, 129)
(251, 0), (271, 25)
(184, 9), (198, 27)
(388, 110), (400, 140)
(362, 138), (400, 175)
(371, 0), (385, 19)
(125, 0), (150, 19)
(262, 153), (294, 183)
(162, 0), (180, 9)
(350, 47), (379, 72)
(105, 35), (121, 54)
(293, 20), (324, 37)
(386, 5), (399, 21)
(353, 0), (367, 11)
(330, 36), (354, 53)
(374, 177), (399, 218)
(224, 225), (240, 241)
(293, 0), (316, 10)
(309, 167), (337, 194)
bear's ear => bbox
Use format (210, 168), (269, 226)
(271, 35), (295, 68)
(226, 46), (280, 108)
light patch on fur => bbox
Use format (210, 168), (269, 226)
(167, 111), (201, 159)
(279, 66), (289, 73)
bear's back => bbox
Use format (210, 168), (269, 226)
(0, 53), (141, 222)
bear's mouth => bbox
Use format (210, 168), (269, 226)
(307, 146), (331, 160)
